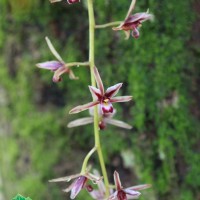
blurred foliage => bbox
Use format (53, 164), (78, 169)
(0, 0), (200, 200)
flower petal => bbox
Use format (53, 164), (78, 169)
(36, 61), (63, 71)
(69, 101), (99, 114)
(94, 67), (104, 94)
(126, 184), (151, 191)
(105, 83), (123, 98)
(45, 37), (64, 62)
(105, 118), (132, 129)
(110, 96), (132, 103)
(123, 188), (141, 197)
(67, 117), (94, 128)
(124, 13), (153, 24)
(49, 173), (81, 182)
(70, 176), (87, 199)
(114, 171), (122, 191)
(53, 67), (69, 82)
(89, 86), (102, 100)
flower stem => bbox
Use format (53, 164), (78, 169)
(95, 21), (122, 29)
(81, 147), (96, 174)
(87, 0), (110, 196)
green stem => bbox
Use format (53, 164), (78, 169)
(95, 21), (122, 29)
(65, 61), (90, 68)
(81, 147), (96, 174)
(87, 0), (110, 196)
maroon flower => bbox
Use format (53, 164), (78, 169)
(68, 106), (132, 130)
(113, 0), (153, 39)
(69, 67), (132, 114)
(49, 171), (101, 199)
(108, 171), (151, 200)
(36, 37), (77, 82)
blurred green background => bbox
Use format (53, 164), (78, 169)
(0, 0), (200, 199)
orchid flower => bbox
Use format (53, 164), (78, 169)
(68, 106), (132, 130)
(108, 171), (151, 200)
(36, 37), (77, 82)
(49, 170), (101, 199)
(69, 67), (132, 114)
(113, 0), (153, 39)
(50, 0), (80, 4)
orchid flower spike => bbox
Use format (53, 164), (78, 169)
(49, 170), (101, 199)
(108, 171), (151, 200)
(50, 0), (80, 4)
(69, 67), (132, 114)
(68, 106), (132, 130)
(113, 0), (153, 39)
(36, 37), (77, 82)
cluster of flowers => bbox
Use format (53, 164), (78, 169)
(37, 0), (153, 199)
(49, 169), (150, 200)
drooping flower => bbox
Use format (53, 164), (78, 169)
(50, 0), (80, 4)
(108, 171), (151, 200)
(113, 0), (153, 39)
(36, 37), (77, 82)
(68, 106), (132, 130)
(69, 67), (132, 114)
(49, 171), (101, 199)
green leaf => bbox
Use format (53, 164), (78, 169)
(12, 194), (32, 200)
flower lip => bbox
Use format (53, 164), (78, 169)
(101, 99), (113, 113)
